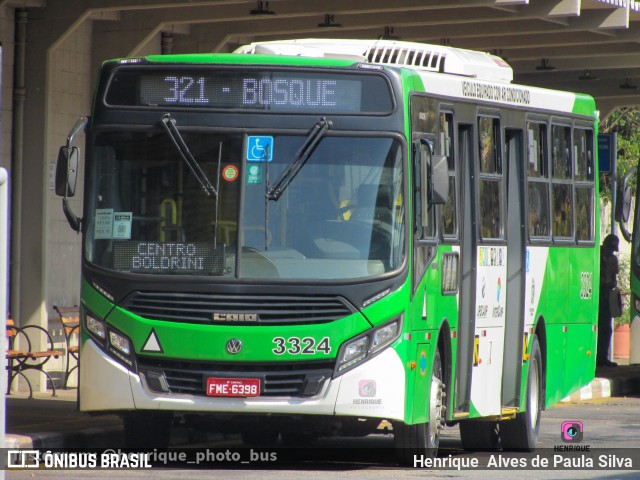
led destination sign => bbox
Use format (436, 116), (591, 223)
(113, 241), (224, 275)
(105, 68), (393, 113)
(143, 75), (359, 111)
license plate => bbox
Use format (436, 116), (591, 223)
(206, 377), (260, 397)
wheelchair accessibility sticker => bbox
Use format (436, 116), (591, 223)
(247, 136), (274, 162)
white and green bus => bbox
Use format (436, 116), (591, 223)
(56, 39), (599, 461)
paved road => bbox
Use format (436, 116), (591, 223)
(8, 395), (640, 479)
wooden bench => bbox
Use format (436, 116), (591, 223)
(6, 319), (64, 397)
(53, 305), (80, 388)
(6, 319), (31, 394)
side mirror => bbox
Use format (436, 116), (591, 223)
(616, 166), (636, 223)
(616, 165), (636, 243)
(56, 116), (87, 232)
(416, 138), (450, 229)
(55, 146), (79, 197)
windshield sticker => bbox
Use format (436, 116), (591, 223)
(247, 136), (274, 162)
(94, 209), (114, 239)
(95, 209), (134, 240)
(222, 165), (239, 182)
(113, 212), (132, 239)
(247, 164), (263, 185)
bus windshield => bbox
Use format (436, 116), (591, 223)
(86, 130), (405, 280)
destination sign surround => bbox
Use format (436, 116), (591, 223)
(105, 68), (393, 114)
(142, 75), (359, 110)
(113, 241), (225, 275)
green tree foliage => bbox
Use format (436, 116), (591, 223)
(601, 108), (637, 325)
(600, 107), (640, 204)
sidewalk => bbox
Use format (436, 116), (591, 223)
(5, 389), (124, 449)
(560, 358), (640, 402)
(5, 362), (640, 450)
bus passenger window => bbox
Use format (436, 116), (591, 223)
(440, 112), (457, 238)
(478, 117), (500, 174)
(551, 125), (573, 239)
(575, 187), (593, 241)
(574, 128), (595, 241)
(527, 123), (548, 178)
(480, 180), (501, 238)
(526, 122), (550, 239)
(528, 183), (550, 236)
(552, 126), (571, 180)
(574, 129), (594, 182)
(478, 116), (502, 240)
(552, 184), (573, 238)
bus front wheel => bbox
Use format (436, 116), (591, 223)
(123, 411), (173, 448)
(394, 348), (446, 465)
(500, 334), (542, 451)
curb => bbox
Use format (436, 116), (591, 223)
(3, 424), (214, 450)
(562, 374), (640, 403)
(5, 425), (124, 449)
(561, 378), (612, 403)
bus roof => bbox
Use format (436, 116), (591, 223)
(235, 38), (513, 83)
(114, 38), (595, 118)
(235, 38), (595, 117)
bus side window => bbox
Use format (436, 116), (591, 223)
(409, 95), (437, 241)
(551, 125), (573, 239)
(440, 112), (458, 239)
(478, 116), (503, 240)
(574, 128), (595, 242)
(526, 122), (550, 238)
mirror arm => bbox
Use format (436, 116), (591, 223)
(67, 117), (88, 149)
(62, 197), (82, 233)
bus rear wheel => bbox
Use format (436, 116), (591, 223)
(459, 420), (500, 450)
(500, 334), (542, 451)
(394, 348), (446, 465)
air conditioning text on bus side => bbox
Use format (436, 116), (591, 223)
(462, 81), (531, 105)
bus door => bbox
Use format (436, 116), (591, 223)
(501, 129), (526, 408)
(455, 124), (476, 413)
(457, 118), (512, 418)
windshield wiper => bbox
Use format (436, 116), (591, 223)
(266, 117), (332, 201)
(160, 114), (217, 197)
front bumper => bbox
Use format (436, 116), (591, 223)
(79, 339), (406, 420)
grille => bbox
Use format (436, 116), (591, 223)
(123, 292), (355, 325)
(364, 44), (445, 72)
(138, 357), (334, 397)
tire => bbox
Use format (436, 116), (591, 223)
(459, 420), (500, 451)
(123, 411), (173, 448)
(241, 425), (280, 446)
(280, 430), (318, 446)
(395, 348), (446, 465)
(500, 334), (543, 451)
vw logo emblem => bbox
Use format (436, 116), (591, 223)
(226, 338), (242, 354)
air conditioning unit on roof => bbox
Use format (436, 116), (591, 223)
(235, 38), (513, 83)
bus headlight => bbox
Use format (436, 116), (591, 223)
(84, 310), (134, 368)
(341, 337), (369, 370)
(107, 328), (134, 367)
(86, 314), (106, 340)
(109, 330), (131, 356)
(335, 317), (402, 376)
(634, 294), (640, 314)
(371, 321), (400, 354)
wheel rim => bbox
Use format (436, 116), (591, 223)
(428, 354), (445, 447)
(528, 357), (540, 428)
